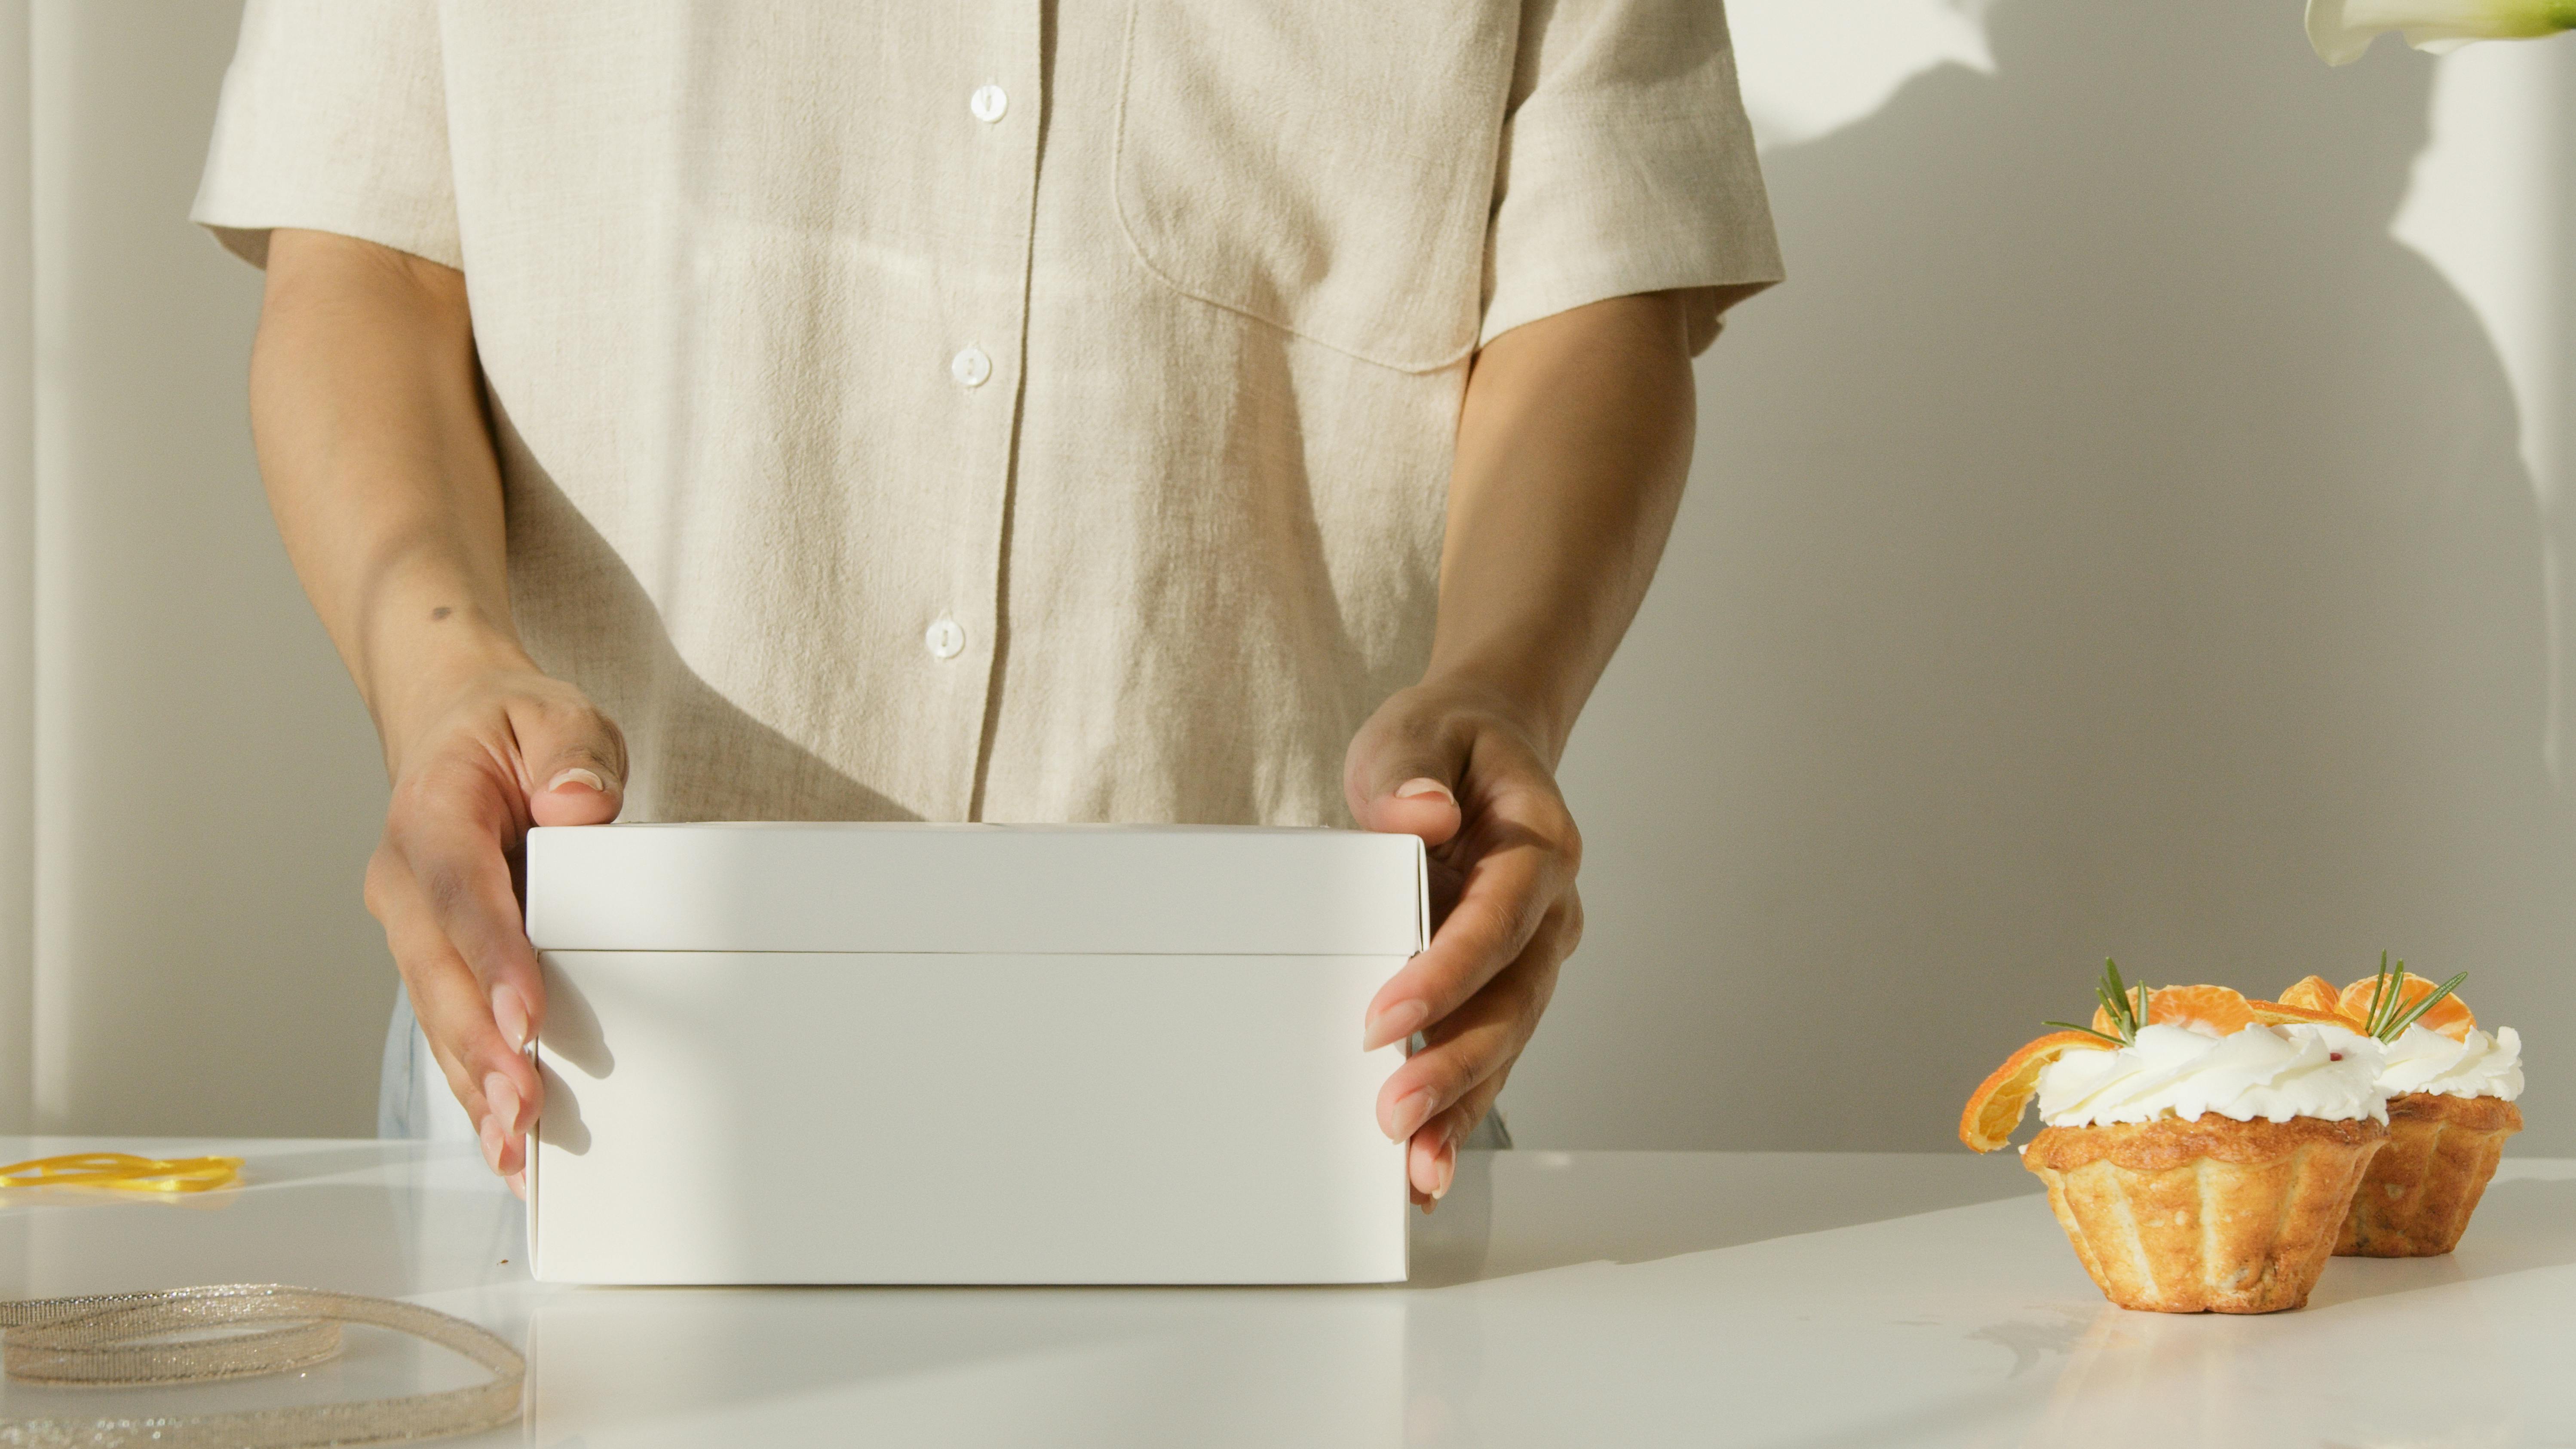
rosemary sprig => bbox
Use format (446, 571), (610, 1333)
(2362, 950), (2402, 1037)
(2360, 950), (2469, 1042)
(2041, 1022), (2128, 1047)
(2042, 958), (2147, 1047)
(2386, 973), (2468, 1036)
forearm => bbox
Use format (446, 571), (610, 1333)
(1346, 293), (1699, 1194)
(1429, 290), (1699, 761)
(251, 232), (624, 1182)
(248, 228), (528, 775)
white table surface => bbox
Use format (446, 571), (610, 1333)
(2, 1139), (2569, 1447)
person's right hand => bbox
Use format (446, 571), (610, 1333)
(364, 662), (626, 1193)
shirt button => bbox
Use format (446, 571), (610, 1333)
(950, 346), (992, 389)
(969, 84), (1009, 123)
(924, 617), (967, 660)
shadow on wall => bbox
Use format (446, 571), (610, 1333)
(1535, 0), (2576, 1152)
(490, 402), (917, 824)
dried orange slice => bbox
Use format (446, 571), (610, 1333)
(2338, 972), (2475, 1042)
(1960, 1031), (2113, 1152)
(2090, 983), (2257, 1040)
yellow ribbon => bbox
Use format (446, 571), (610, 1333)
(0, 1152), (242, 1194)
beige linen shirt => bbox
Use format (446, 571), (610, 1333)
(194, 1), (1780, 828)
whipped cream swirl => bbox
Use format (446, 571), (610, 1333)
(2375, 1023), (2523, 1100)
(2036, 1023), (2389, 1128)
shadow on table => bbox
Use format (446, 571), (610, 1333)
(2306, 1174), (2576, 1309)
(1409, 1151), (2043, 1288)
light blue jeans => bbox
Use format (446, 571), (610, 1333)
(379, 989), (479, 1143)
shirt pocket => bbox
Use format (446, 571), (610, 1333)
(1112, 0), (1518, 374)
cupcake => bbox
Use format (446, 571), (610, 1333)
(1963, 962), (2390, 1314)
(2279, 960), (2524, 1257)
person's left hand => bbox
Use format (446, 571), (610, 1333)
(1346, 680), (1583, 1209)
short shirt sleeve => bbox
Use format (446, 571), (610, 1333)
(1481, 0), (1783, 355)
(190, 0), (460, 271)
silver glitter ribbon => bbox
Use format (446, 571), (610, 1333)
(0, 1284), (522, 1448)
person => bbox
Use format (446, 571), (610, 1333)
(191, 1), (1780, 1206)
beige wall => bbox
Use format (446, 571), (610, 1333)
(1519, 2), (2576, 1153)
(9, 1), (2571, 1153)
(0, 0), (31, 1134)
(25, 0), (388, 1137)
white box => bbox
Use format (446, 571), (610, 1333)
(524, 823), (1422, 1284)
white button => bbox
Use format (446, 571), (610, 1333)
(924, 617), (966, 660)
(950, 346), (992, 388)
(969, 84), (1009, 123)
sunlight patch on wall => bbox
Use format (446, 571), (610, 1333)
(2392, 40), (2564, 494)
(1729, 0), (1994, 151)
(2388, 39), (2570, 779)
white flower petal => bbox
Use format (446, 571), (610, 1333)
(2307, 0), (2574, 64)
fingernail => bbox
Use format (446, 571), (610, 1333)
(477, 1115), (505, 1175)
(507, 1170), (528, 1202)
(493, 985), (532, 1053)
(485, 1073), (521, 1136)
(1364, 999), (1429, 1051)
(546, 767), (608, 794)
(1388, 1089), (1436, 1142)
(1393, 777), (1454, 803)
(1433, 1143), (1458, 1200)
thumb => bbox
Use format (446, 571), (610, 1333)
(1346, 712), (1466, 847)
(520, 701), (628, 828)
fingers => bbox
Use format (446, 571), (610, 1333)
(371, 843), (542, 1175)
(391, 767), (546, 1043)
(374, 757), (550, 1177)
(1347, 689), (1583, 1206)
(364, 670), (625, 1183)
(1376, 904), (1572, 1203)
(516, 695), (628, 827)
(1360, 778), (1462, 847)
(1343, 695), (1468, 847)
(1361, 786), (1575, 1051)
(1410, 1068), (1513, 1210)
(1375, 934), (1555, 1142)
(495, 693), (624, 1057)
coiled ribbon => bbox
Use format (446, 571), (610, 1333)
(0, 1285), (523, 1448)
(0, 1153), (242, 1195)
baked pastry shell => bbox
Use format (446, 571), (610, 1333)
(2024, 1114), (2386, 1313)
(2335, 1091), (2521, 1258)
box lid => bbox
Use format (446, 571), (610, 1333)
(524, 823), (1429, 955)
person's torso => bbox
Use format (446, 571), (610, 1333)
(444, 1), (1520, 826)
